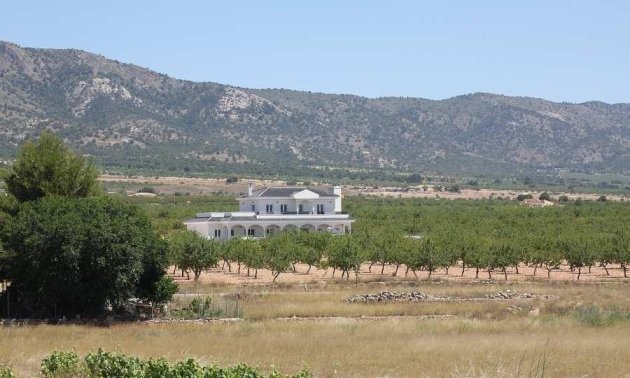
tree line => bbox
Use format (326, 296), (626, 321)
(167, 224), (629, 282)
(137, 178), (630, 284)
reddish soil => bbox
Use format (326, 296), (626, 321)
(170, 262), (629, 286)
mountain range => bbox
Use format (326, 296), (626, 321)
(0, 40), (628, 181)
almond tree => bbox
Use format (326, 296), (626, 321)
(612, 229), (630, 278)
(562, 237), (594, 280)
(170, 231), (219, 281)
(297, 231), (330, 274)
(328, 234), (364, 281)
(262, 232), (295, 282)
(239, 239), (264, 278)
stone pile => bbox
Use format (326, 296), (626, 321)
(484, 290), (551, 300)
(347, 290), (553, 304)
(347, 291), (453, 303)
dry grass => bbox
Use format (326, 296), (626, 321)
(2, 281), (630, 377)
(2, 319), (630, 377)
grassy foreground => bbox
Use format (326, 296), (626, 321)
(2, 280), (630, 377)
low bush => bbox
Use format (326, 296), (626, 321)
(0, 366), (15, 378)
(41, 350), (81, 377)
(39, 349), (311, 378)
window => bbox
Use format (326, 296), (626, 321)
(298, 204), (304, 213)
(316, 204), (324, 214)
(247, 228), (255, 236)
(251, 204), (255, 212)
(230, 229), (234, 237)
(265, 204), (273, 214)
(280, 204), (287, 213)
(214, 229), (221, 238)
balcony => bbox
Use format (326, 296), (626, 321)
(272, 211), (323, 215)
(256, 213), (350, 220)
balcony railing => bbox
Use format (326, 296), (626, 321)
(269, 211), (323, 215)
(256, 213), (351, 220)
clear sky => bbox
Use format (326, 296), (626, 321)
(2, 1), (630, 103)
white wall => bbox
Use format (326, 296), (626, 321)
(239, 198), (336, 214)
(185, 222), (209, 237)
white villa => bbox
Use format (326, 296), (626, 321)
(184, 183), (354, 240)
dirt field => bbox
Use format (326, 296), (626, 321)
(171, 261), (630, 287)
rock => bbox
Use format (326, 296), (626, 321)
(346, 290), (552, 304)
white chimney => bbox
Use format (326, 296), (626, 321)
(248, 181), (254, 196)
(333, 185), (342, 213)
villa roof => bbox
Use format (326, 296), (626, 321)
(241, 187), (338, 199)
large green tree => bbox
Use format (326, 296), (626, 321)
(1, 133), (174, 317)
(2, 132), (100, 203)
(1, 196), (169, 317)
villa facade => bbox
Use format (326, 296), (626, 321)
(184, 183), (354, 240)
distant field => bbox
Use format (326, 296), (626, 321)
(99, 174), (629, 201)
(2, 280), (630, 377)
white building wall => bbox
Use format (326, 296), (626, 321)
(185, 222), (209, 237)
(239, 198), (336, 214)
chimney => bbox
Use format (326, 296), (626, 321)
(333, 185), (342, 213)
(248, 181), (254, 196)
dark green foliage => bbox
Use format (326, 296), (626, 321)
(144, 276), (179, 306)
(538, 192), (551, 201)
(1, 196), (169, 317)
(2, 132), (100, 202)
(138, 186), (156, 194)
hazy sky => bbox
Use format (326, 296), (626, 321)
(2, 1), (630, 103)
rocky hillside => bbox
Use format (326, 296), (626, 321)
(0, 41), (628, 179)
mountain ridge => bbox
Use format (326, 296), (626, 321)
(0, 40), (628, 180)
